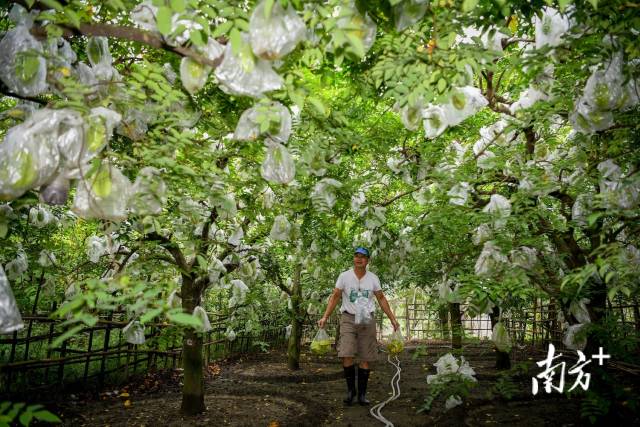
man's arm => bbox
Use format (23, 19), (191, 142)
(318, 288), (342, 328)
(374, 290), (400, 331)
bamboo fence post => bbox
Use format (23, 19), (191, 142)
(99, 311), (114, 388)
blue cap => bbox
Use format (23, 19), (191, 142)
(354, 247), (370, 257)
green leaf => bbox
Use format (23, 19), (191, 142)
(229, 27), (243, 54)
(345, 32), (366, 58)
(32, 410), (61, 423)
(19, 411), (32, 426)
(558, 0), (573, 11)
(307, 96), (327, 116)
(437, 78), (447, 93)
(39, 0), (63, 11)
(264, 0), (275, 19)
(64, 9), (81, 28)
(168, 312), (204, 329)
(170, 0), (186, 12)
(0, 222), (7, 239)
(50, 325), (84, 349)
(462, 0), (479, 12)
(140, 308), (164, 323)
(156, 7), (173, 36)
(92, 167), (112, 198)
(587, 0), (597, 9)
(190, 30), (205, 47)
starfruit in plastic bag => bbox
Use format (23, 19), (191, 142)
(310, 328), (332, 355)
(261, 142), (296, 184)
(249, 0), (306, 60)
(394, 0), (427, 32)
(72, 164), (132, 222)
(0, 264), (24, 334)
(0, 25), (47, 97)
(234, 101), (292, 143)
(193, 306), (213, 332)
(491, 322), (511, 353)
(180, 57), (211, 95)
(269, 214), (291, 240)
(129, 167), (167, 216)
(123, 320), (146, 345)
(386, 329), (404, 355)
(215, 35), (284, 98)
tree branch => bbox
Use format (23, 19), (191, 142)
(143, 232), (189, 273)
(379, 187), (420, 207)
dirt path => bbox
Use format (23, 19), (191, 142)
(50, 341), (634, 426)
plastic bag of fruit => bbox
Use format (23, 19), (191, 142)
(386, 329), (404, 355)
(310, 328), (332, 355)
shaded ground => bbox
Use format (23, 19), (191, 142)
(20, 341), (639, 426)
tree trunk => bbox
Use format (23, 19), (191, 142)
(180, 275), (206, 415)
(438, 305), (450, 341)
(449, 303), (462, 349)
(489, 306), (511, 370)
(287, 265), (303, 370)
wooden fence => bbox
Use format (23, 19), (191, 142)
(0, 304), (288, 395)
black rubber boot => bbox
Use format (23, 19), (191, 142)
(343, 365), (356, 406)
(357, 367), (371, 405)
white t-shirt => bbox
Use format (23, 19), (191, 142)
(335, 268), (382, 314)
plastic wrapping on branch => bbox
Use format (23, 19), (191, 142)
(84, 37), (119, 82)
(227, 226), (244, 246)
(0, 265), (24, 334)
(193, 306), (212, 332)
(447, 182), (470, 206)
(563, 323), (587, 351)
(422, 105), (448, 139)
(29, 206), (53, 228)
(215, 36), (284, 98)
(269, 214), (291, 241)
(310, 328), (331, 355)
(249, 0), (306, 60)
(311, 178), (343, 211)
(208, 258), (226, 284)
(570, 299), (591, 324)
(167, 289), (182, 309)
(123, 320), (146, 345)
(510, 86), (549, 114)
(38, 250), (56, 267)
(234, 102), (292, 143)
(261, 142), (296, 184)
(456, 26), (506, 54)
(5, 251), (28, 280)
(365, 206), (386, 229)
(475, 241), (507, 277)
(509, 246), (537, 270)
(492, 322), (512, 353)
(180, 57), (211, 95)
(396, 99), (424, 131)
(482, 194), (511, 228)
(86, 235), (107, 263)
(571, 193), (592, 225)
(262, 186), (276, 209)
(334, 3), (377, 57)
(40, 173), (71, 206)
(129, 167), (167, 216)
(394, 0), (428, 32)
(535, 7), (571, 49)
(73, 164), (132, 222)
(444, 86), (488, 126)
(0, 24), (47, 97)
(472, 223), (492, 245)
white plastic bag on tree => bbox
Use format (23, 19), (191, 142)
(73, 164), (132, 222)
(270, 215), (291, 240)
(0, 265), (24, 334)
(29, 206), (53, 228)
(394, 0), (427, 32)
(226, 328), (237, 341)
(87, 37), (112, 68)
(510, 86), (549, 114)
(334, 3), (377, 56)
(571, 193), (592, 225)
(397, 99), (424, 131)
(422, 105), (448, 139)
(492, 322), (512, 352)
(40, 173), (71, 206)
(5, 250), (28, 281)
(249, 0), (306, 60)
(38, 250), (56, 267)
(570, 299), (591, 324)
(482, 194), (511, 228)
(0, 25), (47, 97)
(445, 395), (462, 411)
(509, 246), (538, 270)
(0, 114), (64, 201)
(86, 235), (107, 263)
(535, 7), (571, 49)
(472, 224), (492, 245)
(311, 178), (342, 211)
(563, 323), (587, 351)
(261, 142), (296, 184)
(262, 186), (276, 209)
(130, 0), (157, 32)
(583, 54), (624, 111)
(597, 159), (622, 181)
(180, 57), (211, 95)
(208, 258), (226, 284)
(475, 241), (507, 277)
(167, 289), (182, 309)
(129, 167), (167, 216)
(234, 102), (292, 143)
(447, 182), (470, 206)
(228, 226), (244, 246)
(444, 86), (488, 126)
(123, 320), (146, 345)
(570, 98), (614, 134)
(215, 36), (284, 98)
(193, 306), (213, 332)
(438, 279), (452, 301)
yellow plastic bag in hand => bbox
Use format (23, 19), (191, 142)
(386, 330), (404, 355)
(310, 328), (332, 355)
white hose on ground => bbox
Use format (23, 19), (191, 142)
(370, 354), (401, 427)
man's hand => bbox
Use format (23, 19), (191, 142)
(392, 320), (400, 332)
(318, 316), (328, 329)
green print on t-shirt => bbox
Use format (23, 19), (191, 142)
(349, 289), (370, 303)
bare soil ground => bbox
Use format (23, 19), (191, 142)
(20, 341), (639, 426)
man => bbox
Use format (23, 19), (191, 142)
(318, 246), (400, 406)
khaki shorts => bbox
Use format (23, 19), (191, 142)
(338, 312), (378, 361)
